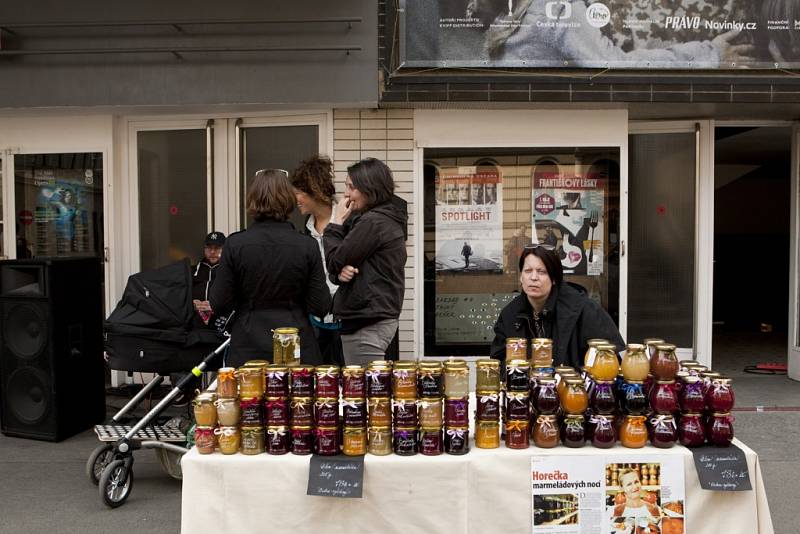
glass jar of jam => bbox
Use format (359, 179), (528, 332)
(393, 398), (418, 427)
(475, 359), (501, 393)
(240, 426), (265, 455)
(314, 398), (339, 427)
(393, 427), (417, 456)
(620, 415), (648, 448)
(643, 338), (665, 360)
(443, 360), (470, 397)
(314, 366), (340, 398)
(700, 371), (722, 395)
(291, 426), (313, 455)
(445, 397), (469, 427)
(216, 367), (238, 398)
(648, 415), (677, 449)
(392, 361), (418, 399)
(620, 381), (647, 415)
(368, 426), (393, 456)
(342, 398), (367, 427)
(532, 415), (560, 448)
(289, 366), (314, 397)
(475, 420), (500, 449)
(418, 397), (443, 428)
(560, 414), (586, 448)
(555, 365), (576, 377)
(265, 397), (289, 426)
(556, 372), (579, 398)
(342, 366), (366, 398)
(707, 412), (734, 447)
(589, 415), (616, 449)
(239, 396), (263, 426)
(476, 392), (500, 420)
(290, 397), (313, 426)
(561, 378), (589, 415)
(419, 427), (443, 456)
(236, 366), (264, 398)
(583, 338), (608, 372)
(533, 377), (559, 415)
(506, 337), (527, 361)
(265, 365), (289, 397)
(444, 427), (469, 455)
(590, 344), (619, 381)
(314, 426), (340, 456)
(214, 397), (240, 427)
(506, 359), (530, 392)
(266, 426), (290, 455)
(679, 376), (706, 413)
(679, 413), (706, 448)
(366, 362), (392, 397)
(505, 420), (530, 449)
(342, 427), (367, 456)
(589, 380), (616, 415)
(531, 338), (554, 368)
(417, 361), (443, 397)
(215, 426), (240, 455)
(367, 397), (392, 427)
(504, 392), (530, 421)
(621, 344), (650, 381)
(705, 377), (735, 413)
(193, 393), (218, 427)
(272, 327), (300, 364)
(651, 344), (679, 380)
(650, 380), (679, 414)
(194, 426), (216, 454)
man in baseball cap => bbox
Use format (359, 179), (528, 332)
(193, 231), (227, 326)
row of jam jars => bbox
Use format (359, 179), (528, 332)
(314, 365), (341, 455)
(417, 360), (444, 456)
(264, 364), (292, 455)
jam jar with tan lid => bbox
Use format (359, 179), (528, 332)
(679, 375), (706, 413)
(393, 427), (417, 456)
(392, 361), (418, 399)
(532, 415), (560, 448)
(417, 361), (443, 397)
(651, 344), (680, 380)
(475, 359), (501, 393)
(531, 338), (554, 368)
(290, 397), (313, 426)
(419, 427), (443, 456)
(506, 359), (530, 392)
(368, 427), (393, 456)
(560, 414), (586, 448)
(650, 380), (679, 414)
(590, 344), (619, 381)
(240, 426), (265, 455)
(215, 426), (240, 455)
(366, 362), (392, 397)
(342, 398), (368, 427)
(475, 420), (500, 449)
(194, 426), (216, 454)
(620, 381), (647, 415)
(707, 412), (734, 447)
(272, 327), (300, 364)
(506, 337), (527, 361)
(505, 420), (529, 449)
(589, 415), (616, 449)
(589, 380), (616, 415)
(418, 397), (443, 428)
(621, 344), (649, 381)
(266, 426), (290, 455)
(290, 366), (314, 397)
(583, 338), (608, 371)
(678, 413), (706, 448)
(620, 415), (648, 448)
(445, 397), (469, 426)
(476, 392), (500, 420)
(314, 366), (340, 398)
(368, 397), (392, 427)
(314, 398), (339, 427)
(533, 377), (559, 415)
(291, 426), (313, 455)
(643, 338), (665, 360)
(214, 397), (240, 426)
(266, 365), (289, 397)
(314, 427), (340, 456)
(705, 377), (735, 412)
(265, 397), (289, 426)
(239, 396), (263, 426)
(560, 378), (588, 415)
(393, 398), (418, 427)
(236, 366), (264, 398)
(504, 391), (530, 421)
(216, 367), (238, 398)
(342, 365), (366, 398)
(343, 427), (368, 456)
(193, 392), (218, 427)
(443, 360), (469, 397)
(648, 415), (677, 448)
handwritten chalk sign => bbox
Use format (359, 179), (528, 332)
(307, 455), (364, 498)
(692, 443), (752, 491)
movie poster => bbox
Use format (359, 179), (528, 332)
(435, 166), (503, 272)
(531, 167), (604, 276)
(31, 168), (95, 256)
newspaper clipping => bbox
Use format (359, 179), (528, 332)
(531, 454), (685, 534)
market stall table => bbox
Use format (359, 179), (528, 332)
(181, 438), (772, 534)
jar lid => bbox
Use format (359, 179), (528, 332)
(419, 426), (443, 432)
(532, 338), (553, 346)
(476, 390), (500, 396)
(418, 361), (443, 369)
(506, 337), (527, 344)
(217, 367), (236, 373)
(538, 377), (557, 385)
(700, 371), (722, 378)
(655, 379), (676, 384)
(554, 365), (576, 373)
(316, 425), (338, 431)
(477, 420), (499, 427)
(240, 425), (265, 431)
(273, 327), (299, 334)
(315, 397), (339, 403)
(506, 391), (530, 398)
(394, 426), (417, 431)
(564, 377), (585, 384)
(242, 359), (269, 367)
(343, 426), (366, 433)
(587, 338), (609, 346)
(267, 365), (288, 371)
(683, 375), (701, 384)
(291, 396), (313, 402)
(290, 425), (313, 430)
(369, 426), (392, 431)
(476, 359), (500, 368)
(342, 397), (366, 402)
(394, 361), (417, 369)
(367, 360), (393, 368)
(713, 376), (732, 384)
(711, 412), (731, 417)
(625, 343), (645, 351)
(679, 359), (699, 366)
(564, 414), (585, 421)
(194, 392), (217, 402)
(239, 396), (261, 403)
(507, 358), (530, 367)
(693, 365), (709, 373)
(343, 365), (365, 373)
(266, 425), (288, 431)
(291, 365), (314, 372)
(443, 358), (467, 367)
(654, 344), (676, 351)
(314, 365), (340, 372)
(505, 420), (529, 428)
(264, 396), (286, 401)
(419, 396), (442, 403)
(596, 343), (617, 351)
(195, 425), (216, 430)
(446, 426), (469, 431)
(643, 338), (665, 345)
(595, 379), (616, 384)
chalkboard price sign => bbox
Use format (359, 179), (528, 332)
(307, 455), (364, 498)
(692, 443), (752, 492)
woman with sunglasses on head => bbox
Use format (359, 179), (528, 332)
(209, 169), (331, 367)
(324, 158), (408, 366)
(490, 244), (624, 368)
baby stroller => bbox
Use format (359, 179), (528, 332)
(87, 259), (228, 508)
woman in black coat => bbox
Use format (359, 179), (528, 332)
(210, 169), (331, 367)
(490, 245), (624, 369)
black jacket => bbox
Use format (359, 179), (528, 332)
(209, 220), (331, 366)
(490, 283), (625, 368)
(323, 196), (408, 326)
(190, 260), (219, 330)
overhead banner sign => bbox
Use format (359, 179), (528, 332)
(401, 0), (800, 69)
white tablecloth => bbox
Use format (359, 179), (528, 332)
(181, 438), (773, 534)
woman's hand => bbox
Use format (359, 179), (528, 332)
(193, 299), (212, 312)
(333, 197), (353, 225)
(338, 265), (359, 283)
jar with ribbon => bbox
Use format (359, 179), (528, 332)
(239, 396), (263, 426)
(290, 397), (314, 426)
(648, 414), (677, 448)
(365, 362), (392, 397)
(531, 338), (554, 369)
(314, 398), (339, 427)
(265, 365), (289, 397)
(588, 415), (616, 449)
(289, 366), (314, 397)
(237, 363), (266, 398)
(475, 420), (500, 449)
(193, 392), (218, 427)
(620, 415), (648, 448)
(620, 344), (650, 381)
(417, 361), (443, 397)
(314, 366), (340, 398)
(705, 377), (735, 413)
(291, 426), (313, 455)
(560, 378), (588, 415)
(418, 397), (443, 428)
(216, 367), (238, 398)
(590, 344), (619, 381)
(272, 327), (300, 365)
(194, 426), (216, 454)
(444, 427), (470, 455)
(240, 426), (265, 455)
(650, 380), (679, 415)
(679, 375), (706, 413)
(504, 391), (530, 421)
(589, 380), (616, 415)
(392, 361), (418, 399)
(560, 414), (586, 448)
(266, 426), (290, 455)
(505, 337), (527, 362)
(215, 426), (241, 455)
(445, 397), (469, 427)
(264, 397), (289, 426)
(643, 338), (665, 361)
(476, 392), (500, 420)
(443, 360), (469, 397)
(505, 420), (529, 449)
(533, 377), (559, 415)
(343, 427), (368, 456)
(367, 397), (392, 427)
(367, 426), (393, 456)
(505, 359), (530, 392)
(393, 398), (418, 427)
(214, 397), (240, 427)
(620, 381), (647, 415)
(532, 414), (560, 448)
(651, 344), (679, 380)
(342, 365), (366, 398)
(678, 413), (706, 448)
(475, 359), (501, 393)
(706, 412), (734, 447)
(419, 427), (443, 456)
(342, 397), (367, 427)
(393, 427), (417, 456)
(583, 338), (608, 374)
(314, 426), (339, 455)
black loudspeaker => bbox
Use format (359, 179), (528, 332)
(0, 257), (106, 441)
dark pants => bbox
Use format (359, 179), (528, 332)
(315, 326), (344, 367)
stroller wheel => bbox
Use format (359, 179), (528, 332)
(99, 460), (134, 508)
(86, 444), (115, 486)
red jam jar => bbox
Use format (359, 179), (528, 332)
(419, 427), (443, 456)
(314, 366), (340, 398)
(707, 412), (734, 447)
(314, 398), (339, 427)
(445, 427), (470, 455)
(265, 397), (289, 426)
(266, 426), (290, 455)
(366, 363), (392, 397)
(678, 413), (706, 448)
(393, 399), (418, 427)
(266, 366), (289, 397)
(533, 378), (559, 415)
(532, 415), (560, 448)
(314, 426), (340, 456)
(560, 414), (586, 448)
(239, 396), (264, 426)
(620, 381), (647, 415)
(589, 380), (616, 415)
(291, 426), (313, 455)
(679, 376), (706, 413)
(194, 426), (216, 454)
(648, 414), (678, 449)
(650, 380), (679, 414)
(289, 366), (314, 397)
(342, 366), (366, 398)
(290, 397), (314, 426)
(445, 397), (469, 427)
(705, 377), (735, 413)
(589, 415), (616, 449)
(342, 398), (368, 427)
(505, 420), (530, 449)
(650, 343), (679, 380)
(476, 393), (500, 420)
(505, 392), (530, 421)
(394, 427), (418, 456)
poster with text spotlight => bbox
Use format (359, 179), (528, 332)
(531, 454), (685, 534)
(531, 171), (604, 276)
(435, 293), (516, 344)
(435, 167), (503, 272)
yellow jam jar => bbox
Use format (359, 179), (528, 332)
(443, 360), (470, 398)
(368, 397), (392, 427)
(215, 426), (241, 455)
(342, 427), (367, 456)
(192, 392), (218, 427)
(590, 344), (620, 381)
(506, 337), (527, 361)
(240, 426), (265, 455)
(272, 327), (300, 365)
(236, 366), (265, 398)
(621, 343), (650, 382)
(531, 338), (553, 368)
(475, 420), (500, 449)
(418, 397), (443, 428)
(368, 426), (393, 456)
(475, 359), (501, 393)
(583, 338), (608, 372)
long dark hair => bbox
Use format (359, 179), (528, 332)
(518, 245), (563, 286)
(347, 157), (395, 210)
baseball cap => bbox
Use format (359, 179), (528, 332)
(204, 231), (226, 246)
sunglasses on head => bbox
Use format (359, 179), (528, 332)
(523, 243), (556, 251)
(255, 168), (289, 177)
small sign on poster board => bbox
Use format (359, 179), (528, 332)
(691, 443), (752, 491)
(307, 455), (364, 498)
